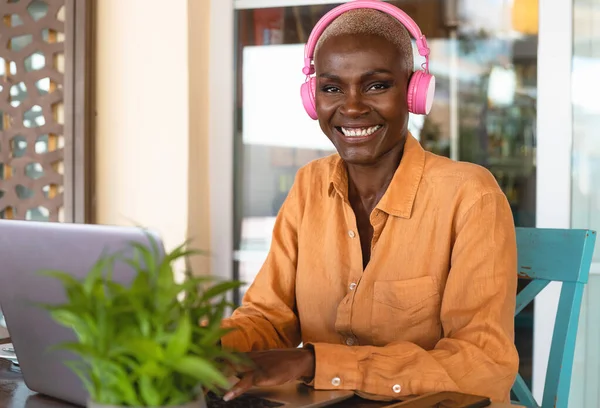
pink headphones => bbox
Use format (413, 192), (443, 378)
(300, 0), (436, 119)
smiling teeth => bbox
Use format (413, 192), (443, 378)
(341, 125), (382, 137)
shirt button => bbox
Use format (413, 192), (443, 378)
(345, 337), (355, 346)
(331, 377), (341, 387)
(349, 282), (357, 290)
(348, 230), (356, 238)
(392, 384), (402, 393)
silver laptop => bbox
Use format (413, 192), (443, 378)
(0, 220), (354, 407)
(0, 220), (166, 406)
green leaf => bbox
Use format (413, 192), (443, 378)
(158, 260), (175, 289)
(180, 276), (218, 294)
(130, 242), (158, 278)
(171, 356), (229, 388)
(156, 374), (180, 403)
(141, 229), (162, 259)
(38, 270), (87, 305)
(39, 269), (81, 287)
(64, 360), (95, 396)
(160, 281), (197, 306)
(200, 297), (230, 338)
(130, 270), (150, 295)
(136, 360), (167, 378)
(58, 344), (140, 406)
(83, 253), (112, 295)
(111, 353), (140, 371)
(155, 260), (177, 310)
(104, 281), (126, 297)
(197, 325), (232, 347)
(164, 240), (192, 263)
(167, 391), (200, 406)
(119, 338), (165, 361)
(94, 360), (142, 406)
(173, 248), (209, 262)
(139, 375), (161, 406)
(177, 277), (219, 309)
(50, 308), (82, 328)
(201, 281), (243, 302)
(114, 377), (143, 407)
(95, 383), (128, 407)
(165, 313), (191, 360)
(52, 342), (97, 358)
(48, 309), (94, 342)
(136, 313), (152, 337)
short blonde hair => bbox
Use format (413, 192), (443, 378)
(314, 8), (414, 72)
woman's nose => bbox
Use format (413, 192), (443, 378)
(339, 91), (370, 117)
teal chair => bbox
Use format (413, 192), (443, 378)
(512, 228), (597, 408)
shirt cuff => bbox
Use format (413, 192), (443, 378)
(219, 321), (248, 352)
(304, 342), (362, 391)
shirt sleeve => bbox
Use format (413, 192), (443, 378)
(220, 180), (301, 352)
(304, 192), (519, 403)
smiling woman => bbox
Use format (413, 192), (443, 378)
(314, 33), (410, 167)
(233, 0), (538, 392)
(221, 0), (519, 404)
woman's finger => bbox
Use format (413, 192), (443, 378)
(223, 371), (255, 401)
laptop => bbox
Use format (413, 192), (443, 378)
(0, 220), (354, 407)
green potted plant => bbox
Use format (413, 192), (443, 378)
(38, 234), (245, 408)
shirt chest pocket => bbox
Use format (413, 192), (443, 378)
(371, 276), (442, 349)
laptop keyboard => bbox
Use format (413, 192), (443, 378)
(205, 391), (285, 407)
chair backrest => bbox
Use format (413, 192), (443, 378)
(512, 227), (597, 408)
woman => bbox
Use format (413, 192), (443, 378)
(221, 1), (519, 403)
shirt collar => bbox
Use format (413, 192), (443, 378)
(327, 133), (425, 219)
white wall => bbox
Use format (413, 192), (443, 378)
(95, 0), (211, 276)
(95, 0), (190, 254)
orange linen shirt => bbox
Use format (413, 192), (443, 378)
(221, 134), (519, 402)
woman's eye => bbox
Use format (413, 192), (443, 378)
(320, 85), (340, 93)
(367, 83), (390, 91)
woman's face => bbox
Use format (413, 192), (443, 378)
(314, 33), (411, 166)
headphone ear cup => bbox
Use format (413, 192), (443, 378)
(301, 77), (318, 120)
(407, 71), (436, 115)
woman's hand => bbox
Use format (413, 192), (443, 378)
(223, 348), (315, 401)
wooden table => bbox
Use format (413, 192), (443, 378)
(1, 358), (77, 408)
(1, 358), (385, 408)
(0, 357), (520, 408)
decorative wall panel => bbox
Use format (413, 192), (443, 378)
(0, 0), (93, 223)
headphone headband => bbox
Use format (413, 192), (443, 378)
(299, 0), (436, 118)
(302, 0), (431, 76)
